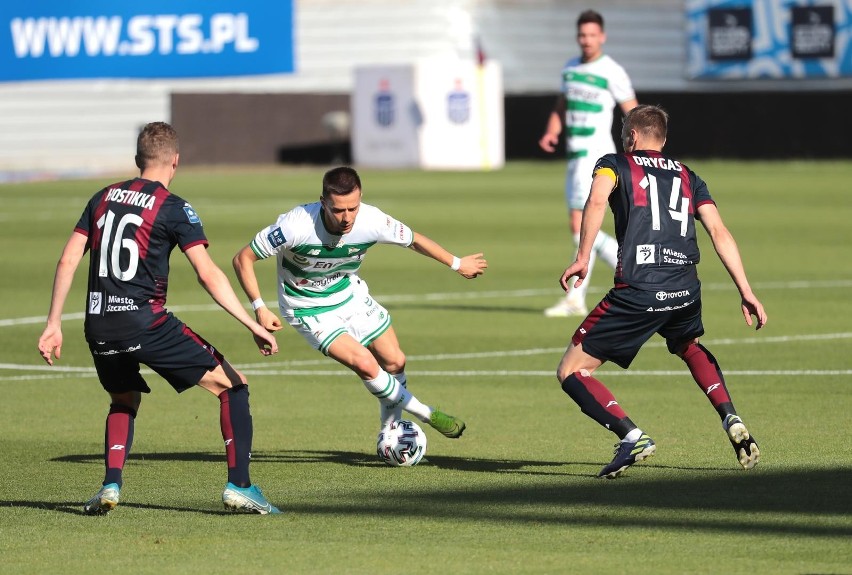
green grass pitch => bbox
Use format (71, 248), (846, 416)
(1, 160), (850, 574)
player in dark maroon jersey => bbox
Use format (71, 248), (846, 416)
(555, 105), (768, 479)
(37, 122), (282, 514)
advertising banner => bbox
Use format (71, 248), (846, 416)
(0, 0), (293, 81)
(351, 66), (421, 169)
(352, 61), (504, 170)
(686, 0), (852, 79)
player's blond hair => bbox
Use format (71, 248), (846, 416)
(622, 105), (668, 144)
(135, 122), (179, 170)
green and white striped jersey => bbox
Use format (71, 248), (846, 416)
(249, 201), (413, 316)
(560, 54), (635, 160)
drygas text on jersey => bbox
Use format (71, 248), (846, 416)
(631, 155), (682, 171)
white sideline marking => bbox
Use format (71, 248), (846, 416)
(1, 369), (849, 382)
(4, 279), (852, 327)
(3, 331), (851, 381)
(7, 282), (851, 381)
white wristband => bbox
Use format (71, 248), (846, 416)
(251, 298), (266, 311)
(450, 256), (461, 271)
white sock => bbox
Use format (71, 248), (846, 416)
(566, 233), (594, 305)
(593, 232), (619, 269)
(364, 370), (430, 427)
(623, 428), (643, 443)
(378, 372), (408, 427)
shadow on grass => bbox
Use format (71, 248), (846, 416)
(45, 450), (852, 537)
(0, 500), (233, 516)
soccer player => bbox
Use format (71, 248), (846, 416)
(540, 9), (638, 317)
(37, 122), (282, 514)
(555, 105), (767, 478)
(232, 166), (486, 441)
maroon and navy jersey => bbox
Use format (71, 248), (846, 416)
(75, 178), (208, 341)
(595, 150), (715, 291)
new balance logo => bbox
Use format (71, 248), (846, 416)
(706, 383), (721, 395)
(109, 444), (125, 451)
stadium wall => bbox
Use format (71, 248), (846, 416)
(506, 91), (852, 161)
(170, 90), (852, 165)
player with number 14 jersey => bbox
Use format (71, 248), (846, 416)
(594, 150), (715, 292)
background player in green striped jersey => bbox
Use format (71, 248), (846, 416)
(539, 9), (638, 318)
(233, 166), (487, 443)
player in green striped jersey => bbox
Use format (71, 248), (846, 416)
(539, 9), (638, 317)
(233, 166), (487, 441)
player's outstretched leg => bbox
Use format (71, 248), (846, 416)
(364, 369), (465, 437)
(723, 414), (760, 470)
(222, 483), (282, 514)
(83, 483), (121, 515)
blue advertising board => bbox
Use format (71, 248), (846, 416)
(0, 0), (293, 81)
(686, 0), (852, 79)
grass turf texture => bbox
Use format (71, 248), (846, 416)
(1, 161), (850, 574)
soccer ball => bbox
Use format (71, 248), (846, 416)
(376, 420), (427, 467)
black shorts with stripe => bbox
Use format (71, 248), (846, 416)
(88, 313), (223, 394)
(571, 284), (704, 369)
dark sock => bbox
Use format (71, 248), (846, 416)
(103, 404), (136, 487)
(220, 384), (253, 488)
(681, 343), (736, 419)
(561, 373), (636, 439)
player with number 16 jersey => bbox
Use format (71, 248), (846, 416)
(594, 150), (714, 292)
(76, 178), (207, 342)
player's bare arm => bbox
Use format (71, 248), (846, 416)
(539, 112), (562, 152)
(408, 231), (487, 279)
(560, 172), (613, 291)
(232, 245), (284, 333)
(38, 231), (88, 365)
(697, 203), (768, 330)
(185, 245), (278, 355)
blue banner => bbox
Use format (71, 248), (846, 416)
(0, 0), (293, 81)
(686, 0), (852, 79)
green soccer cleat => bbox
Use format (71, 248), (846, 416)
(724, 415), (760, 470)
(83, 483), (121, 515)
(222, 483), (282, 514)
(428, 409), (466, 438)
(598, 434), (656, 479)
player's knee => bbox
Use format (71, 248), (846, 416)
(673, 338), (700, 358)
(381, 351), (406, 374)
(351, 349), (381, 379)
(109, 402), (139, 418)
(109, 391), (141, 413)
(222, 361), (247, 387)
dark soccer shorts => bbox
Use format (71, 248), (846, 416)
(571, 284), (705, 369)
(88, 313), (224, 394)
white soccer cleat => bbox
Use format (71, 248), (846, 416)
(83, 483), (121, 515)
(544, 298), (588, 318)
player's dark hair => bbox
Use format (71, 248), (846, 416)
(135, 122), (179, 170)
(623, 104), (669, 143)
(322, 166), (362, 197)
(577, 9), (604, 30)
